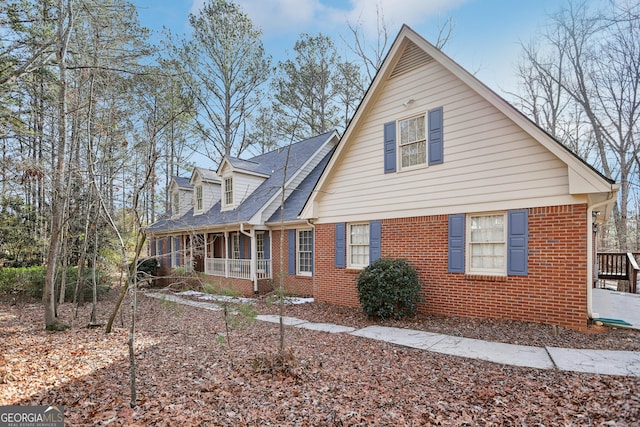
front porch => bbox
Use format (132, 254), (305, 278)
(204, 257), (271, 280)
(183, 230), (272, 283)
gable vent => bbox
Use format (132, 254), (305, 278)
(389, 41), (433, 79)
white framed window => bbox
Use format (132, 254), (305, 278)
(172, 191), (180, 216)
(223, 177), (233, 207)
(195, 185), (203, 211)
(468, 213), (506, 274)
(256, 233), (265, 260)
(348, 223), (369, 269)
(171, 236), (179, 268)
(231, 233), (240, 259)
(399, 115), (426, 168)
(155, 239), (162, 267)
(297, 229), (313, 276)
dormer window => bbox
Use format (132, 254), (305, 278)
(223, 177), (233, 207)
(195, 185), (203, 212)
(172, 191), (180, 216)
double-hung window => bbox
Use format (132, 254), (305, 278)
(223, 177), (233, 207)
(172, 191), (180, 216)
(399, 115), (426, 168)
(231, 233), (240, 259)
(256, 233), (265, 261)
(449, 210), (528, 276)
(171, 236), (180, 268)
(469, 213), (506, 274)
(384, 107), (443, 173)
(297, 229), (313, 275)
(348, 223), (370, 268)
(195, 185), (203, 211)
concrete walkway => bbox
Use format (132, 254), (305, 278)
(145, 292), (640, 377)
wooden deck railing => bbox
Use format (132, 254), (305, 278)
(596, 252), (639, 293)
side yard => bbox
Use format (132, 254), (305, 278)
(1, 291), (639, 426)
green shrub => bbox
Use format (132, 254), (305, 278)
(356, 258), (423, 320)
(0, 266), (112, 302)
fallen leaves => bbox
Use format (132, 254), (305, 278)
(1, 292), (639, 425)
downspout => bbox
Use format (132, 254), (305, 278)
(239, 223), (257, 293)
(586, 191), (616, 319)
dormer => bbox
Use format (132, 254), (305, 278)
(217, 156), (270, 212)
(190, 167), (221, 215)
(168, 176), (193, 219)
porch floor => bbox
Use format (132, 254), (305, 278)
(592, 288), (640, 330)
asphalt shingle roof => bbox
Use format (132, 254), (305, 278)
(147, 131), (335, 233)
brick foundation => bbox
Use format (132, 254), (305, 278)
(315, 204), (589, 330)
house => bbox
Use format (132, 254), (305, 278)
(300, 26), (619, 331)
(146, 130), (338, 296)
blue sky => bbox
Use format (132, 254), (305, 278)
(131, 0), (568, 97)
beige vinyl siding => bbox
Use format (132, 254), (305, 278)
(202, 182), (221, 212)
(314, 60), (578, 224)
(191, 173), (222, 215)
(234, 172), (265, 205)
(176, 189), (193, 218)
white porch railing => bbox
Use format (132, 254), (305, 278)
(204, 258), (271, 280)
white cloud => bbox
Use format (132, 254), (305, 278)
(189, 0), (470, 42)
(341, 0), (467, 35)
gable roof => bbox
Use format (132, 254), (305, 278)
(170, 176), (193, 191)
(147, 130), (338, 234)
(191, 167), (221, 184)
(301, 25), (617, 219)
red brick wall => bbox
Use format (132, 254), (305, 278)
(271, 230), (314, 297)
(315, 204), (589, 330)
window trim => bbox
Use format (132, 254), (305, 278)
(296, 228), (313, 276)
(256, 232), (265, 261)
(467, 212), (507, 276)
(195, 185), (203, 212)
(223, 177), (234, 208)
(172, 191), (180, 216)
(231, 233), (240, 260)
(171, 236), (179, 268)
(398, 113), (427, 170)
(347, 222), (370, 270)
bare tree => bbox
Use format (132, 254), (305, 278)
(165, 0), (272, 161)
(344, 7), (454, 82)
(514, 0), (640, 250)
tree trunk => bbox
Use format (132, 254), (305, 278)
(44, 0), (73, 331)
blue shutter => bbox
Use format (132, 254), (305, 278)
(369, 220), (382, 263)
(263, 231), (270, 260)
(335, 223), (346, 268)
(288, 229), (295, 275)
(507, 209), (528, 276)
(448, 214), (465, 273)
(384, 121), (396, 173)
(239, 234), (245, 259)
(428, 107), (443, 165)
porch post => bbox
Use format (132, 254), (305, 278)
(224, 231), (229, 278)
(250, 229), (257, 293)
(204, 233), (209, 275)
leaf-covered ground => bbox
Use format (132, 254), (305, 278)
(1, 290), (639, 426)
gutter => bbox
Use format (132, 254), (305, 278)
(586, 191), (616, 320)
